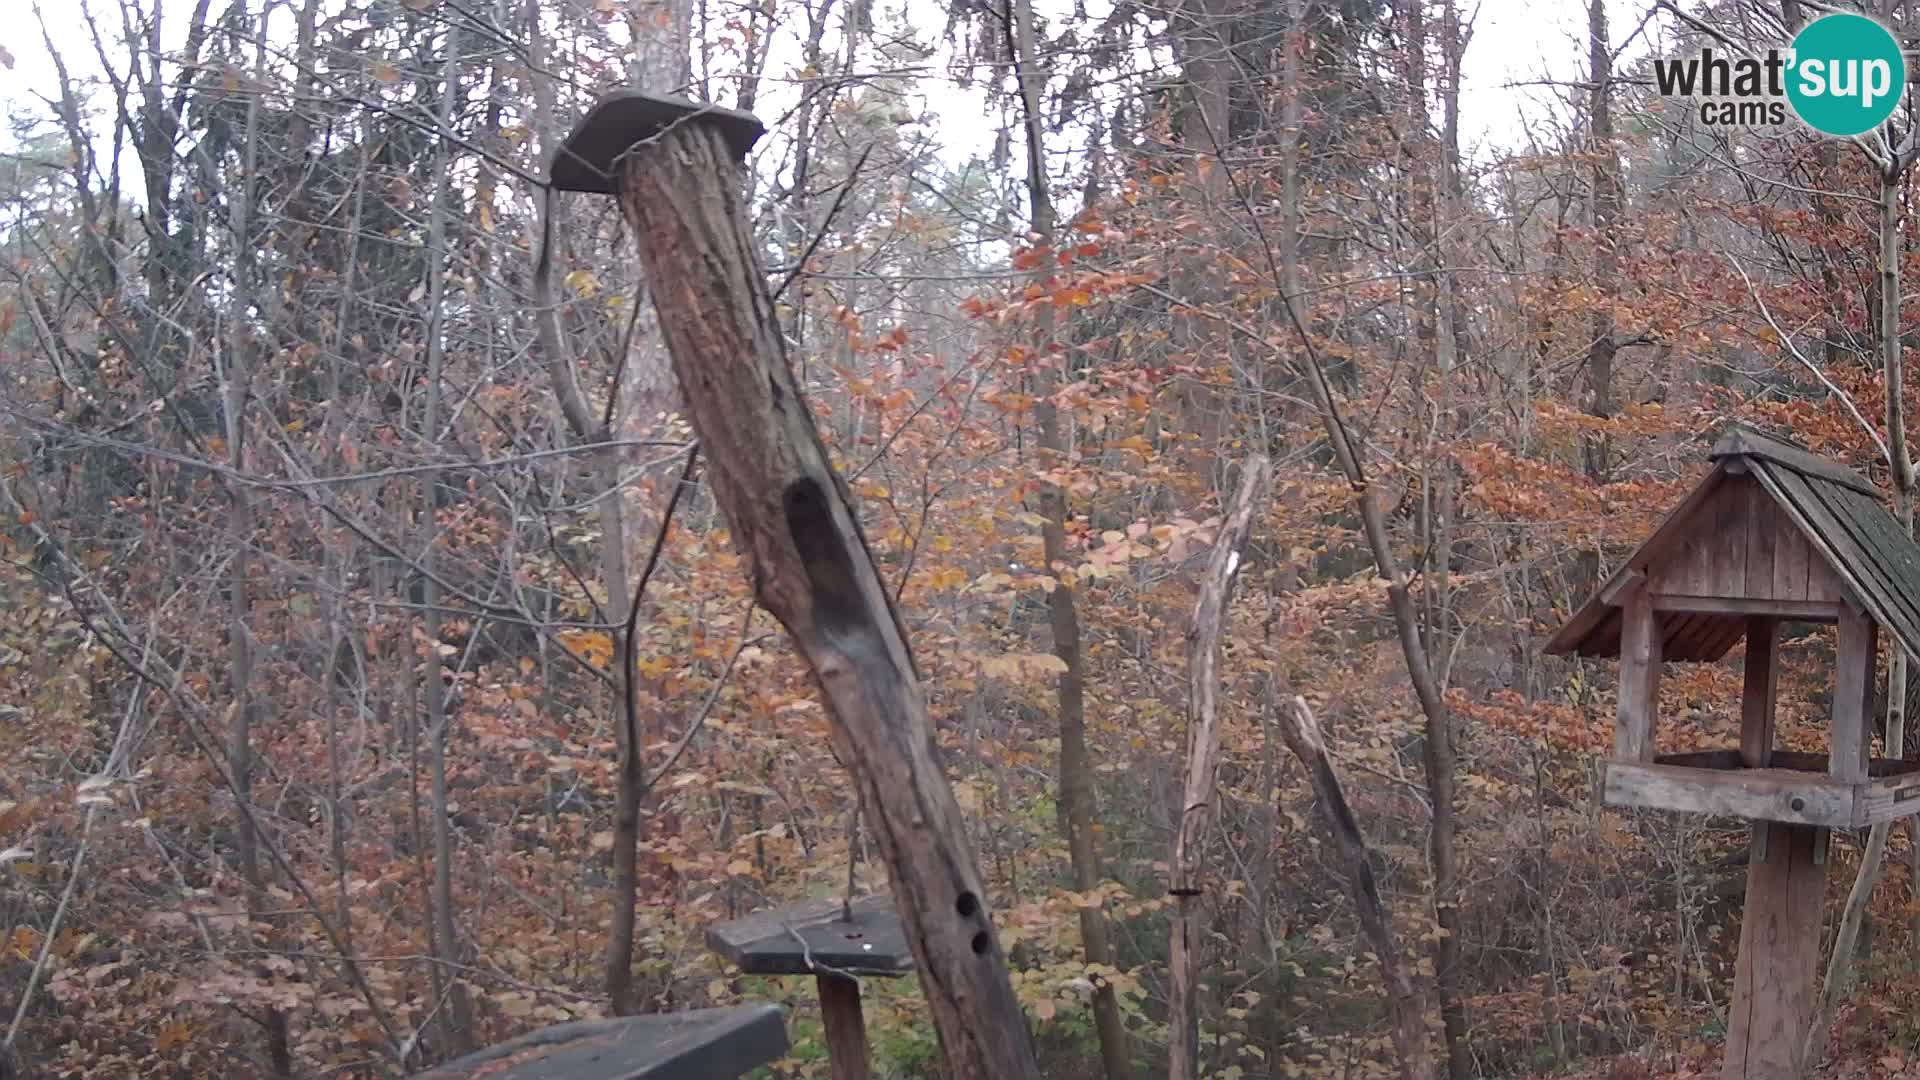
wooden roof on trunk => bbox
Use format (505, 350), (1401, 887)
(1543, 428), (1920, 663)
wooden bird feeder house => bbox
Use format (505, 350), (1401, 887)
(708, 896), (912, 1080)
(1545, 427), (1920, 1078)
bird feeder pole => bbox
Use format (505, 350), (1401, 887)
(549, 91), (1041, 1080)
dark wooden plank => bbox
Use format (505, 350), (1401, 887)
(1615, 583), (1661, 763)
(1679, 614), (1732, 662)
(1654, 749), (1746, 770)
(551, 91), (765, 194)
(1723, 822), (1825, 1079)
(417, 1005), (789, 1080)
(1753, 750), (1919, 778)
(1746, 476), (1778, 600)
(1712, 426), (1877, 495)
(708, 896), (913, 977)
(1711, 618), (1757, 661)
(1743, 618), (1779, 768)
(1832, 605), (1876, 783)
(1658, 612), (1699, 660)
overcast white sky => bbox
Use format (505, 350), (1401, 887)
(0, 0), (1659, 187)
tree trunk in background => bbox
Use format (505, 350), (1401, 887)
(1171, 0), (1233, 475)
(1401, 0), (1470, 1072)
(225, 7), (290, 1071)
(1581, 0), (1620, 596)
(1810, 149), (1919, 1065)
(1169, 456), (1271, 1080)
(1008, 0), (1129, 1075)
(420, 38), (476, 1058)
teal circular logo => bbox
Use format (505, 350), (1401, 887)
(1787, 13), (1905, 136)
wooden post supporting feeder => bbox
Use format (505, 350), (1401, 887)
(708, 895), (913, 1080)
(549, 91), (1041, 1078)
(1544, 427), (1920, 1079)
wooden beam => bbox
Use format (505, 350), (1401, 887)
(1742, 618), (1779, 769)
(1615, 583), (1660, 763)
(1652, 595), (1841, 621)
(1603, 762), (1856, 827)
(1723, 822), (1825, 1080)
(1832, 606), (1876, 784)
(818, 975), (872, 1080)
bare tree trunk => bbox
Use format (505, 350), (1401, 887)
(609, 113), (1041, 1079)
(1169, 456), (1272, 1080)
(419, 40), (474, 1056)
(1809, 138), (1920, 1063)
(1273, 695), (1436, 1080)
(1580, 0), (1620, 596)
(523, 1), (649, 1014)
(225, 7), (290, 1071)
(1007, 0), (1128, 1074)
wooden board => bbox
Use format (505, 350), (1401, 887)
(1605, 754), (1920, 826)
(1604, 762), (1854, 826)
(1615, 584), (1661, 763)
(707, 895), (913, 977)
(417, 1005), (788, 1080)
(1832, 606), (1876, 783)
(1723, 822), (1825, 1080)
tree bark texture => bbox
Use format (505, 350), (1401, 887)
(612, 121), (1040, 1080)
(1274, 695), (1436, 1080)
(1168, 454), (1272, 1080)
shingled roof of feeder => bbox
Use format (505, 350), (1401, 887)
(550, 90), (765, 195)
(1543, 427), (1920, 664)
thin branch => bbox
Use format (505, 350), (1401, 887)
(1726, 255), (1891, 465)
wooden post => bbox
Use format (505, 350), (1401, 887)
(1615, 583), (1661, 762)
(1832, 604), (1877, 783)
(1723, 822), (1825, 1080)
(561, 95), (1041, 1078)
(817, 975), (871, 1080)
(1741, 617), (1779, 769)
(1168, 455), (1271, 1080)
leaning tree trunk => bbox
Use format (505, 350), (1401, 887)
(607, 114), (1042, 1079)
(1274, 695), (1436, 1080)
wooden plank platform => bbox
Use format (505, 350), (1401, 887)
(1603, 752), (1920, 827)
(416, 1004), (788, 1080)
(707, 895), (913, 977)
